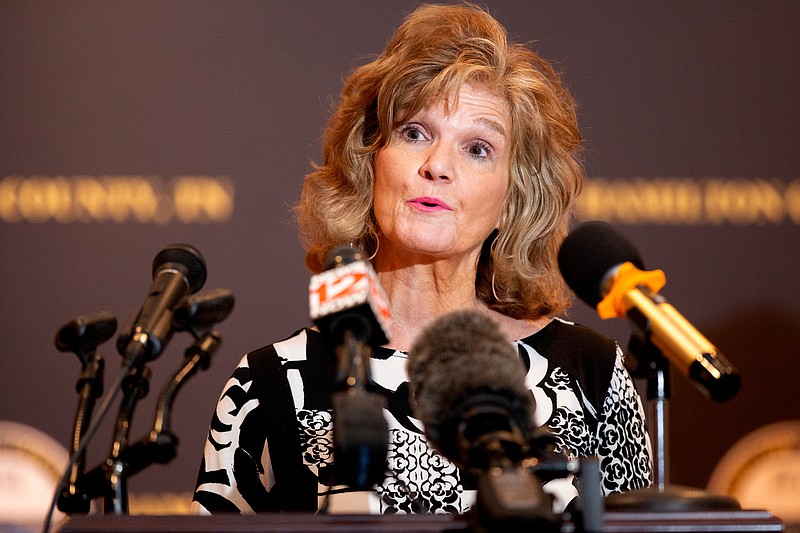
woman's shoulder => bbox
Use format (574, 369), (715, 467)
(519, 317), (620, 406)
(245, 327), (327, 363)
(244, 327), (337, 410)
(520, 317), (617, 357)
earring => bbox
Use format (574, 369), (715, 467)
(491, 273), (500, 301)
(489, 229), (500, 300)
(367, 235), (380, 260)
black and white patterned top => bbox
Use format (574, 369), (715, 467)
(192, 318), (652, 515)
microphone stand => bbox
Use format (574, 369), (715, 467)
(59, 350), (105, 514)
(626, 336), (671, 489)
(605, 334), (740, 511)
(74, 331), (220, 513)
(104, 362), (151, 514)
(151, 330), (218, 442)
(329, 329), (388, 491)
(470, 448), (558, 533)
(54, 312), (117, 515)
(469, 432), (605, 533)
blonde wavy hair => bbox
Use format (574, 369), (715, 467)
(296, 3), (583, 319)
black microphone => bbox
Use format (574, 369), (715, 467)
(172, 287), (235, 332)
(557, 221), (740, 402)
(55, 312), (117, 360)
(408, 309), (534, 470)
(117, 244), (207, 365)
(308, 246), (391, 489)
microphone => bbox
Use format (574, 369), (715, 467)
(407, 309), (534, 470)
(557, 221), (740, 402)
(309, 245), (391, 349)
(409, 310), (561, 531)
(117, 244), (207, 365)
(55, 312), (117, 360)
(172, 287), (235, 332)
(309, 245), (391, 489)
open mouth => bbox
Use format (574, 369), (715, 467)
(410, 197), (452, 211)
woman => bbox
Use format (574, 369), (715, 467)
(193, 3), (651, 516)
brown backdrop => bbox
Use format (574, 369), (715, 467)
(1, 0), (799, 502)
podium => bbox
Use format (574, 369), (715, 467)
(58, 509), (784, 532)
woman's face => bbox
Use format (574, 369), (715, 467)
(373, 84), (512, 265)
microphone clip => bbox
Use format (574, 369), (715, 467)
(597, 262), (666, 319)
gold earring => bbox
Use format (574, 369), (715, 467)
(489, 229), (501, 300)
(368, 235), (380, 261)
(491, 273), (500, 301)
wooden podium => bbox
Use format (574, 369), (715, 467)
(58, 509), (784, 532)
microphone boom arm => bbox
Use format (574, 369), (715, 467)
(70, 331), (221, 512)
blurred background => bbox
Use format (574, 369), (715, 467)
(1, 1), (799, 529)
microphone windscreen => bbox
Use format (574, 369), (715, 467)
(153, 243), (207, 294)
(55, 312), (118, 354)
(557, 221), (645, 307)
(408, 310), (532, 462)
(173, 288), (235, 331)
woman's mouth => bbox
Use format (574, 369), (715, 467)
(408, 197), (453, 212)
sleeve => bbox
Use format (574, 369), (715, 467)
(191, 354), (280, 514)
(595, 344), (653, 495)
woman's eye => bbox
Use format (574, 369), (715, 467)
(468, 141), (492, 159)
(399, 124), (425, 142)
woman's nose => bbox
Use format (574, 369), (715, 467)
(419, 141), (454, 182)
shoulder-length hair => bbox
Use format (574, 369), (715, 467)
(296, 3), (583, 319)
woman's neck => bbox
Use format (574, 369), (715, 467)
(374, 260), (548, 351)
